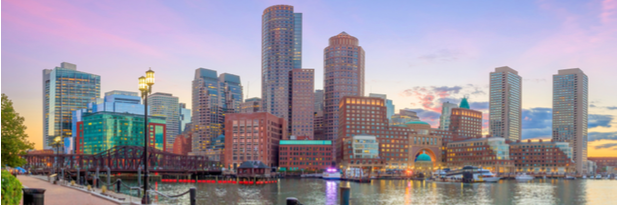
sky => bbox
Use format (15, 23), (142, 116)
(2, 0), (616, 157)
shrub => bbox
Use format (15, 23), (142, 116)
(1, 170), (23, 205)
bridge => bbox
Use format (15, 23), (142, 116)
(23, 146), (222, 175)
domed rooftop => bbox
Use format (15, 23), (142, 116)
(459, 97), (470, 109)
(405, 121), (430, 125)
(416, 151), (432, 162)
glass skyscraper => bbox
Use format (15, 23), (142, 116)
(179, 103), (191, 133)
(438, 102), (458, 131)
(148, 92), (180, 152)
(489, 66), (522, 141)
(261, 5), (302, 120)
(324, 32), (365, 141)
(43, 62), (100, 150)
(552, 68), (588, 174)
(192, 68), (242, 154)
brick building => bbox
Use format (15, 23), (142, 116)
(449, 105), (483, 140)
(172, 133), (192, 155)
(224, 112), (287, 169)
(509, 139), (574, 173)
(404, 122), (444, 169)
(278, 140), (333, 172)
(446, 137), (515, 173)
(588, 157), (617, 174)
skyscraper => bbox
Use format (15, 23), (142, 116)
(289, 68), (315, 138)
(179, 103), (191, 134)
(324, 32), (365, 141)
(438, 102), (459, 131)
(552, 68), (588, 174)
(450, 98), (483, 140)
(240, 97), (262, 113)
(489, 66), (522, 141)
(314, 90), (324, 114)
(148, 92), (180, 152)
(261, 5), (302, 120)
(192, 68), (243, 154)
(369, 93), (394, 120)
(43, 62), (100, 150)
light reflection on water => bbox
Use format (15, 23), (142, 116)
(124, 179), (617, 205)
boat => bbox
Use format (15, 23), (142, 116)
(515, 173), (534, 182)
(582, 175), (586, 179)
(596, 174), (602, 179)
(564, 175), (575, 180)
(322, 168), (341, 180)
(590, 175), (595, 179)
(444, 166), (501, 183)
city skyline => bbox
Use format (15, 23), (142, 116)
(2, 0), (616, 157)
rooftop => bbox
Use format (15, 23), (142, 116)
(279, 140), (331, 145)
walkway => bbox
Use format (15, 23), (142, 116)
(17, 175), (118, 205)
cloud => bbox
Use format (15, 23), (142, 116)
(589, 132), (617, 141)
(588, 114), (613, 128)
(400, 85), (487, 112)
(470, 102), (489, 110)
(607, 106), (617, 110)
(521, 108), (553, 139)
(601, 0), (617, 24)
(418, 49), (463, 63)
(594, 142), (617, 149)
(405, 108), (441, 127)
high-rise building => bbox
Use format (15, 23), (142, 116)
(43, 62), (100, 150)
(438, 102), (458, 131)
(240, 97), (262, 113)
(224, 112), (287, 169)
(261, 5), (302, 120)
(289, 68), (315, 138)
(324, 32), (365, 141)
(369, 93), (394, 120)
(148, 92), (180, 152)
(179, 103), (191, 133)
(192, 68), (243, 155)
(489, 66), (522, 141)
(552, 68), (588, 174)
(314, 90), (324, 114)
(449, 98), (483, 140)
(313, 111), (325, 140)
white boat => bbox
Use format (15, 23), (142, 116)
(445, 166), (501, 183)
(590, 175), (595, 179)
(564, 175), (575, 180)
(596, 174), (602, 179)
(322, 168), (341, 180)
(515, 173), (534, 182)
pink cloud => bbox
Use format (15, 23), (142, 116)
(601, 0), (617, 23)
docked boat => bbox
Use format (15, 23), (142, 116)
(444, 166), (501, 183)
(596, 174), (602, 179)
(564, 175), (575, 180)
(515, 173), (534, 182)
(582, 175), (587, 179)
(322, 168), (341, 180)
(590, 175), (595, 179)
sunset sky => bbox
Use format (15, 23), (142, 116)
(2, 0), (616, 157)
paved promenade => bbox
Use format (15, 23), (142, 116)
(17, 175), (118, 205)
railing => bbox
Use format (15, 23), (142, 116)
(107, 179), (196, 205)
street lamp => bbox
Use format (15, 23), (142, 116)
(139, 68), (154, 204)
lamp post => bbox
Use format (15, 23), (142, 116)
(139, 68), (155, 204)
(54, 136), (61, 174)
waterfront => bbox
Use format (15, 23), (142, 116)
(124, 178), (617, 204)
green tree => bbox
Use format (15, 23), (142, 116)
(1, 93), (34, 167)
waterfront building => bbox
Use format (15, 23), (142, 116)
(438, 102), (458, 131)
(449, 98), (483, 140)
(405, 121), (443, 170)
(191, 68), (242, 155)
(172, 133), (192, 155)
(224, 112), (287, 169)
(261, 5), (302, 120)
(278, 140), (333, 172)
(445, 137), (515, 173)
(323, 32), (365, 141)
(179, 103), (191, 133)
(369, 93), (394, 120)
(313, 111), (325, 140)
(414, 152), (434, 177)
(75, 111), (166, 154)
(552, 68), (589, 174)
(240, 97), (262, 113)
(340, 135), (384, 170)
(489, 66), (522, 141)
(314, 90), (324, 114)
(588, 157), (617, 174)
(148, 92), (180, 152)
(509, 139), (574, 173)
(390, 109), (420, 126)
(43, 62), (100, 150)
(289, 68), (315, 138)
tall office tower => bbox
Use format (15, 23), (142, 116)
(261, 5), (302, 120)
(552, 68), (588, 174)
(192, 68), (243, 154)
(324, 32), (365, 141)
(489, 66), (522, 141)
(314, 90), (324, 114)
(449, 98), (483, 140)
(179, 103), (191, 134)
(43, 62), (100, 150)
(369, 93), (394, 120)
(148, 93), (180, 152)
(289, 69), (315, 138)
(240, 97), (262, 113)
(438, 102), (459, 130)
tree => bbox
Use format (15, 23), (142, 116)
(1, 93), (34, 167)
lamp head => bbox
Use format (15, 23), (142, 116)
(146, 68), (155, 85)
(139, 76), (147, 91)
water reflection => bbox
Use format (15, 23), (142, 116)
(122, 179), (616, 204)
